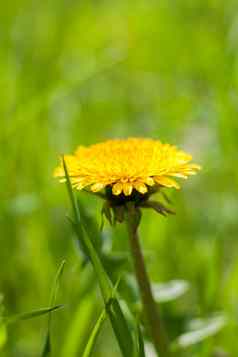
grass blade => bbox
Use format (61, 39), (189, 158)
(82, 278), (121, 357)
(62, 158), (134, 357)
(49, 260), (66, 323)
(82, 309), (107, 357)
(6, 305), (63, 325)
(61, 293), (95, 357)
(77, 199), (102, 252)
(41, 260), (66, 356)
(62, 156), (112, 301)
(62, 158), (90, 259)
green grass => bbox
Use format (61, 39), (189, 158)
(1, 0), (238, 355)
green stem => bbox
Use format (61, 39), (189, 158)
(126, 206), (170, 356)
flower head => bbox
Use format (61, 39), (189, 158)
(54, 138), (200, 197)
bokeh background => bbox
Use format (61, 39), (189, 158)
(1, 0), (238, 356)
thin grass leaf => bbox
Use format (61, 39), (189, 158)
(82, 278), (121, 357)
(63, 160), (134, 357)
(63, 157), (112, 301)
(61, 293), (95, 357)
(42, 334), (50, 357)
(107, 299), (134, 356)
(66, 215), (89, 267)
(62, 157), (89, 258)
(48, 260), (66, 324)
(76, 218), (133, 356)
(78, 222), (112, 301)
(104, 277), (135, 357)
(77, 199), (102, 252)
(82, 308), (107, 357)
(6, 305), (64, 325)
(41, 260), (66, 357)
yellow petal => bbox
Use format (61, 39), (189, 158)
(170, 173), (188, 179)
(134, 182), (148, 194)
(90, 183), (106, 192)
(154, 176), (180, 189)
(54, 139), (201, 193)
(112, 182), (123, 195)
(145, 177), (155, 186)
(74, 182), (88, 190)
(188, 164), (201, 171)
(123, 183), (133, 196)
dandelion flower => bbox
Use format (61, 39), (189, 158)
(54, 138), (200, 197)
(54, 137), (201, 354)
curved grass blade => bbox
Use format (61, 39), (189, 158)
(41, 260), (66, 357)
(61, 293), (95, 357)
(62, 157), (88, 259)
(82, 277), (121, 357)
(63, 158), (134, 357)
(82, 308), (107, 357)
(75, 222), (133, 356)
(63, 157), (115, 300)
(5, 305), (64, 325)
(48, 260), (66, 323)
(77, 200), (102, 252)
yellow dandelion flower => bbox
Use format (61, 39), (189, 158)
(54, 138), (201, 197)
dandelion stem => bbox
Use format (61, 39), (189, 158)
(126, 204), (170, 357)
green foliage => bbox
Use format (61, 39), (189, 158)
(82, 279), (121, 357)
(1, 0), (238, 355)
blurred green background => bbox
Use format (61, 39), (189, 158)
(1, 0), (238, 356)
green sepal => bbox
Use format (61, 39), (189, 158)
(113, 205), (125, 224)
(140, 200), (175, 216)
